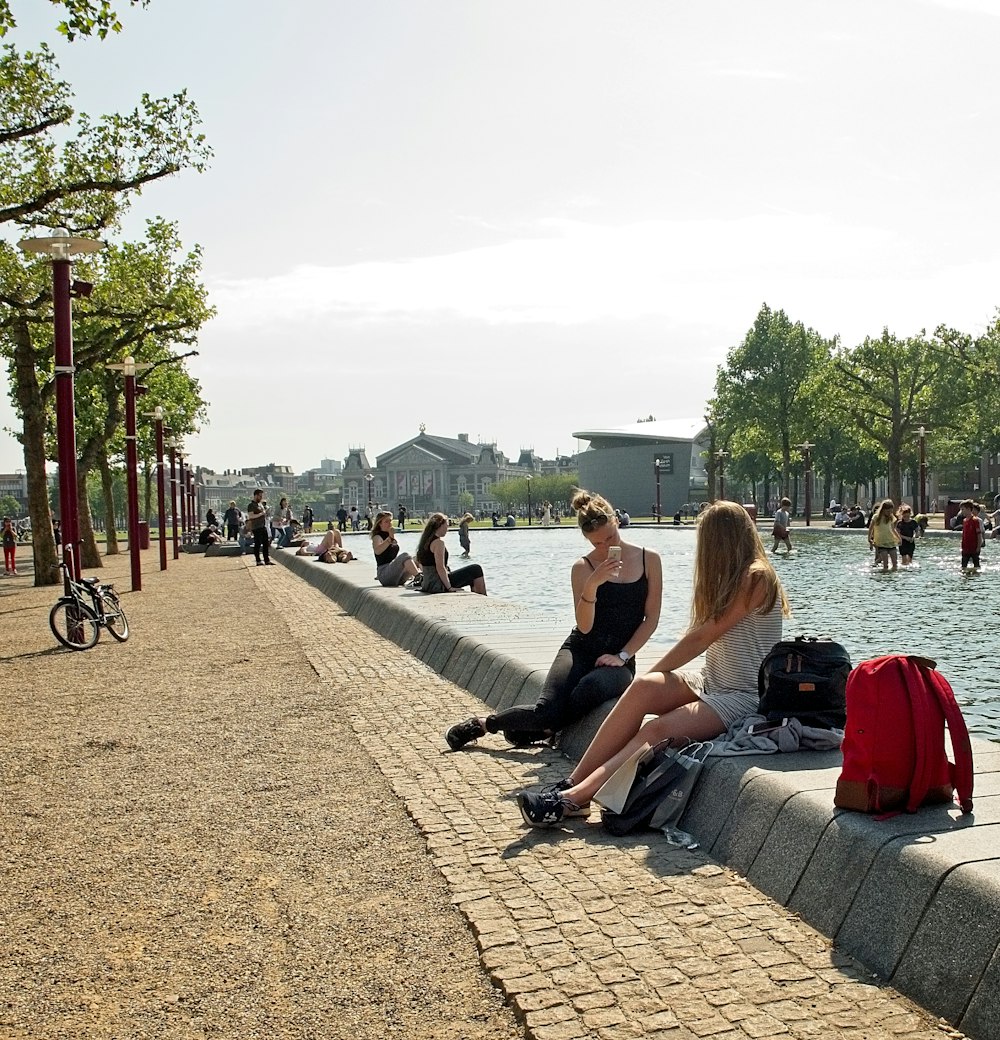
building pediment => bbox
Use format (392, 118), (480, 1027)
(382, 444), (446, 466)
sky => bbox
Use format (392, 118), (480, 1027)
(3, 0), (1000, 474)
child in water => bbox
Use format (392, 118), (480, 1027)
(868, 499), (900, 571)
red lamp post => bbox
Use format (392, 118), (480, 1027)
(17, 229), (105, 584)
(145, 406), (168, 571)
(166, 434), (180, 560)
(107, 356), (152, 592)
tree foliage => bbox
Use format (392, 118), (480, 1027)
(0, 0), (149, 41)
(0, 42), (209, 583)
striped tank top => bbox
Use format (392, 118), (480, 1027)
(704, 595), (784, 694)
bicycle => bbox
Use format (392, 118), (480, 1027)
(49, 560), (130, 650)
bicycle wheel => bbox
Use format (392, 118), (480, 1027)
(101, 590), (130, 642)
(49, 598), (100, 650)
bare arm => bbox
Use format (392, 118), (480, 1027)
(431, 539), (452, 590)
(647, 573), (764, 676)
(570, 555), (618, 633)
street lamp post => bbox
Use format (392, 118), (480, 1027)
(365, 472), (374, 515)
(189, 469), (198, 535)
(654, 458), (662, 523)
(177, 449), (188, 545)
(107, 356), (152, 592)
(166, 436), (180, 560)
(526, 474), (533, 526)
(797, 441), (815, 527)
(918, 426), (928, 515)
(714, 450), (730, 502)
(144, 406), (168, 571)
(18, 228), (105, 583)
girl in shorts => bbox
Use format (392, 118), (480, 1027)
(518, 500), (789, 828)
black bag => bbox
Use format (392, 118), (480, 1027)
(757, 635), (851, 730)
(600, 739), (700, 837)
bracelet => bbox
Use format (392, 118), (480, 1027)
(580, 596), (595, 604)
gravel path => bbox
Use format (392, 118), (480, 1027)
(0, 549), (523, 1040)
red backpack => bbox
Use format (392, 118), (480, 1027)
(835, 654), (974, 817)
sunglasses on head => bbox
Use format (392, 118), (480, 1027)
(581, 514), (610, 531)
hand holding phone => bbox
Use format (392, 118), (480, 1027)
(607, 545), (622, 563)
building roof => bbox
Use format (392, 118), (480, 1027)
(572, 418), (707, 444)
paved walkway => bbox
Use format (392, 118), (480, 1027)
(266, 557), (964, 1040)
(3, 549), (969, 1039)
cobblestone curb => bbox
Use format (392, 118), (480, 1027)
(260, 559), (967, 1040)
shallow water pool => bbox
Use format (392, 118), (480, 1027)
(384, 524), (1000, 742)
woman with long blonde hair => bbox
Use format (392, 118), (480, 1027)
(519, 500), (789, 828)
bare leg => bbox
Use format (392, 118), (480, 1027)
(562, 684), (725, 806)
(564, 671), (715, 797)
(472, 576), (487, 595)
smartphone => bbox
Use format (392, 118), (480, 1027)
(608, 545), (622, 563)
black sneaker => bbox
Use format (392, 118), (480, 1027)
(539, 778), (591, 818)
(517, 789), (585, 828)
(445, 717), (486, 751)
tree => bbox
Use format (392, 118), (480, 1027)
(0, 43), (209, 584)
(0, 492), (19, 517)
(714, 304), (834, 501)
(0, 1), (150, 41)
(834, 329), (958, 504)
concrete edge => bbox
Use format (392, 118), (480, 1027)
(271, 547), (1000, 1040)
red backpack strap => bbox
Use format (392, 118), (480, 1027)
(912, 657), (975, 813)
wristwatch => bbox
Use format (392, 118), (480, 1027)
(617, 650), (630, 662)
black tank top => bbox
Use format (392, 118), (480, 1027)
(374, 537), (400, 565)
(571, 548), (648, 656)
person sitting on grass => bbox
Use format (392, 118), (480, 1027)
(517, 500), (789, 828)
(445, 489), (661, 752)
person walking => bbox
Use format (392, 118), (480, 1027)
(223, 500), (240, 541)
(458, 513), (474, 558)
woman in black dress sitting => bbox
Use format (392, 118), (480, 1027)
(416, 513), (487, 596)
(445, 489), (661, 751)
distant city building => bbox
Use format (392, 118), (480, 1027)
(343, 430), (549, 517)
(0, 471), (28, 514)
(571, 419), (710, 517)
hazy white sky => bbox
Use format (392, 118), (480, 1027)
(3, 0), (1000, 473)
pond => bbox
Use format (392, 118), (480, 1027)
(378, 523), (1000, 742)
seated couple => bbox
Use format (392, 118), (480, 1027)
(445, 495), (788, 830)
(296, 528), (355, 563)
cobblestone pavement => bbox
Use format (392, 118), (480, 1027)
(261, 559), (967, 1040)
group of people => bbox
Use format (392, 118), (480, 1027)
(370, 510), (486, 594)
(443, 490), (789, 829)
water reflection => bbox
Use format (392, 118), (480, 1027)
(403, 525), (1000, 743)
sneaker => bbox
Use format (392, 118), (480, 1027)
(445, 717), (486, 751)
(540, 778), (591, 817)
(517, 789), (585, 828)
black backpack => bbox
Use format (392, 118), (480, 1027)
(757, 635), (851, 730)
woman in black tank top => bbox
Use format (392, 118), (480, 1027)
(446, 490), (662, 751)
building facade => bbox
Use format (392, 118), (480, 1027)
(571, 419), (710, 518)
(343, 429), (536, 518)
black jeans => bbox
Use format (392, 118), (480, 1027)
(485, 638), (634, 743)
(252, 525), (270, 564)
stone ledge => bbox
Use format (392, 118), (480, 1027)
(272, 548), (999, 1040)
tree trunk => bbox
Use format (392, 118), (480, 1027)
(75, 468), (103, 568)
(100, 454), (120, 555)
(9, 320), (59, 586)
